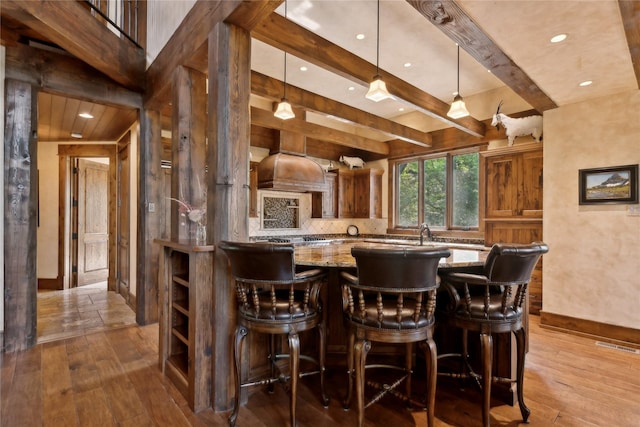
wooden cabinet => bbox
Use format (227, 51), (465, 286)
(336, 168), (383, 218)
(249, 161), (258, 218)
(312, 172), (337, 218)
(483, 144), (544, 314)
(157, 240), (214, 412)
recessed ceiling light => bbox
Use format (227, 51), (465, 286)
(79, 112), (93, 119)
(348, 86), (355, 91)
(550, 33), (567, 43)
(579, 80), (593, 87)
(300, 66), (307, 71)
(71, 132), (83, 139)
(403, 62), (412, 68)
(356, 34), (365, 40)
(398, 107), (405, 112)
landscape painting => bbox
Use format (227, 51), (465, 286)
(579, 164), (638, 205)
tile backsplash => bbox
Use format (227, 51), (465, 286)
(250, 190), (387, 238)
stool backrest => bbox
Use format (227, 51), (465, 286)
(351, 246), (451, 291)
(218, 241), (296, 282)
(484, 242), (549, 284)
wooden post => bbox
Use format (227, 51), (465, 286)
(208, 21), (252, 411)
(137, 108), (162, 324)
(171, 66), (207, 242)
(3, 79), (37, 352)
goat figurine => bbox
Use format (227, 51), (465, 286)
(491, 101), (543, 146)
(339, 155), (365, 169)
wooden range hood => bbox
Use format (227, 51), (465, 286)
(257, 130), (327, 193)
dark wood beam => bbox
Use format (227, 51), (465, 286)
(4, 44), (142, 109)
(251, 107), (389, 155)
(252, 12), (486, 138)
(145, 0), (278, 110)
(407, 0), (557, 112)
(619, 0), (640, 89)
(251, 71), (432, 147)
(1, 0), (144, 90)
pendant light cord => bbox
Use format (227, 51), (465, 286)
(375, 0), (380, 74)
(283, 0), (288, 99)
(456, 44), (460, 95)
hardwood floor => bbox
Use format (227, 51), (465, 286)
(2, 305), (639, 426)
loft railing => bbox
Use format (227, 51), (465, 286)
(82, 0), (143, 48)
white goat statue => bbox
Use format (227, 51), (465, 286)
(491, 101), (543, 146)
(339, 155), (365, 169)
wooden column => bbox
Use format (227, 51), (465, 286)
(171, 66), (207, 242)
(3, 79), (37, 352)
(136, 108), (163, 324)
(208, 22), (252, 411)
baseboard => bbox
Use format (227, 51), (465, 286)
(118, 284), (137, 313)
(540, 311), (640, 349)
(38, 277), (62, 290)
(128, 292), (137, 313)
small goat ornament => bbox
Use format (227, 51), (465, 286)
(339, 155), (365, 169)
(491, 101), (543, 146)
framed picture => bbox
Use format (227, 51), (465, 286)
(579, 164), (638, 205)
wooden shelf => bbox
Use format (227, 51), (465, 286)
(156, 239), (214, 413)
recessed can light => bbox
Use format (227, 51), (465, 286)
(348, 86), (355, 91)
(356, 34), (365, 40)
(404, 62), (412, 68)
(79, 112), (93, 119)
(300, 66), (308, 71)
(579, 80), (593, 87)
(550, 34), (567, 43)
(71, 132), (83, 139)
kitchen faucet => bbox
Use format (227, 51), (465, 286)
(419, 223), (432, 245)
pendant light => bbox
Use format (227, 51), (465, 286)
(365, 0), (391, 102)
(447, 44), (470, 119)
(274, 0), (295, 120)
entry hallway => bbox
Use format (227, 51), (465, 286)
(2, 295), (639, 426)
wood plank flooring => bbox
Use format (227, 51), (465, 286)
(2, 291), (639, 426)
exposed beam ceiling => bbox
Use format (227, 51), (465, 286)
(408, 0), (556, 112)
(252, 11), (486, 138)
(251, 71), (431, 147)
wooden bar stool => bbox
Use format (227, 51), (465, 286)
(341, 245), (451, 427)
(218, 241), (329, 427)
(438, 242), (548, 427)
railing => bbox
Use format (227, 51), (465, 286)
(83, 0), (142, 48)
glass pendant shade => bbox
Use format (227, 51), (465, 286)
(365, 75), (392, 102)
(447, 94), (470, 119)
(274, 98), (295, 120)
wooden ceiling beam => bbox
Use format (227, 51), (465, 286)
(618, 0), (640, 89)
(251, 71), (432, 147)
(407, 0), (557, 112)
(252, 12), (486, 138)
(1, 0), (145, 91)
(251, 107), (389, 155)
(4, 44), (142, 109)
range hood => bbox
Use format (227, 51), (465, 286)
(256, 130), (327, 193)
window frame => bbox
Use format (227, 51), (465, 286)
(390, 147), (481, 233)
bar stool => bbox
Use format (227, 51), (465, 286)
(218, 241), (329, 427)
(438, 242), (548, 427)
(341, 245), (451, 427)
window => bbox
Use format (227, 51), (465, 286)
(395, 151), (479, 230)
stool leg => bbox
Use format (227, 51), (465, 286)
(514, 327), (531, 422)
(317, 321), (330, 407)
(354, 339), (371, 427)
(229, 326), (248, 427)
(405, 342), (413, 408)
(423, 336), (437, 427)
(288, 332), (300, 427)
(268, 334), (276, 393)
(480, 333), (493, 427)
(343, 328), (355, 409)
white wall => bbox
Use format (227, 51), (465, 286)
(543, 90), (640, 330)
(146, 0), (196, 67)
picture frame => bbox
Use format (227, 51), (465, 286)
(579, 164), (638, 205)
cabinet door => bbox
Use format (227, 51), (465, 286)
(485, 155), (519, 217)
(312, 172), (337, 218)
(338, 171), (355, 218)
(353, 171), (372, 218)
(249, 162), (258, 218)
(520, 150), (543, 217)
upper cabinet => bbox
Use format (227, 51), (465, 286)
(312, 168), (383, 219)
(484, 146), (543, 219)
